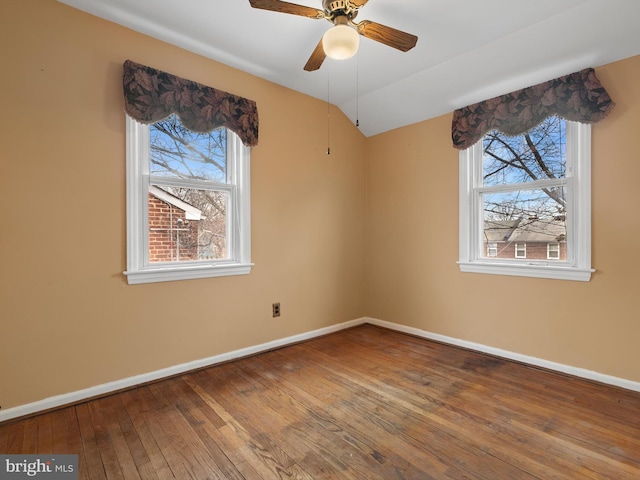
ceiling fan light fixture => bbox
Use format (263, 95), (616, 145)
(322, 24), (360, 60)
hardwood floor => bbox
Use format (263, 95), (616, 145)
(2, 324), (640, 479)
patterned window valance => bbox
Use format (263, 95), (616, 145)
(123, 60), (259, 147)
(451, 68), (614, 150)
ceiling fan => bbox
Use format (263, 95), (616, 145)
(249, 0), (418, 71)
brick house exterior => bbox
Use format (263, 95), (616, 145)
(484, 218), (567, 261)
(148, 186), (202, 263)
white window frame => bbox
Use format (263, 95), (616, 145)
(515, 243), (527, 259)
(547, 242), (560, 260)
(458, 121), (593, 281)
(124, 116), (252, 284)
(487, 242), (498, 257)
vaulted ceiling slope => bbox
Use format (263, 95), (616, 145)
(58, 0), (640, 137)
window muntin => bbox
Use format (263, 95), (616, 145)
(125, 115), (252, 284)
(548, 243), (560, 260)
(480, 117), (568, 263)
(146, 118), (230, 265)
(459, 117), (593, 281)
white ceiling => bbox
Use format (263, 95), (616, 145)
(59, 0), (640, 137)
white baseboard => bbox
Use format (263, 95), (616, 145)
(2, 316), (638, 423)
(0, 318), (364, 423)
(364, 317), (640, 393)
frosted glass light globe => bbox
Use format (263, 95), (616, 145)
(322, 24), (360, 60)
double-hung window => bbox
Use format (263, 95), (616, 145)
(122, 60), (257, 285)
(515, 243), (527, 259)
(453, 68), (614, 282)
(459, 116), (593, 281)
(125, 115), (251, 284)
(547, 243), (561, 260)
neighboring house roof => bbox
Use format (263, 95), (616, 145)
(485, 218), (566, 243)
(149, 185), (202, 221)
(484, 219), (521, 242)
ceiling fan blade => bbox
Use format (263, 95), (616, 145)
(304, 39), (326, 71)
(349, 0), (369, 7)
(249, 0), (324, 19)
(357, 20), (418, 52)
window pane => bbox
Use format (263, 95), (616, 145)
(149, 115), (227, 183)
(481, 188), (567, 260)
(483, 116), (566, 187)
(148, 186), (227, 263)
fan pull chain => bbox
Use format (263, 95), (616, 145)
(356, 54), (360, 128)
(327, 71), (331, 155)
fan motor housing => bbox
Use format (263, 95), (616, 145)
(323, 0), (357, 19)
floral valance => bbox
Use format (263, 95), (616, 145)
(123, 60), (259, 147)
(451, 68), (614, 150)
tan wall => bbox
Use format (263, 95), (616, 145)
(0, 1), (366, 410)
(365, 54), (640, 383)
(2, 0), (639, 413)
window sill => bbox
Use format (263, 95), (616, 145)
(124, 263), (253, 285)
(458, 261), (594, 282)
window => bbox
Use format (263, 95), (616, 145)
(124, 115), (252, 284)
(487, 242), (498, 257)
(459, 116), (593, 281)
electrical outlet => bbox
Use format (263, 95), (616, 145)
(272, 302), (281, 318)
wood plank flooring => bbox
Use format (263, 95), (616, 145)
(2, 324), (640, 479)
